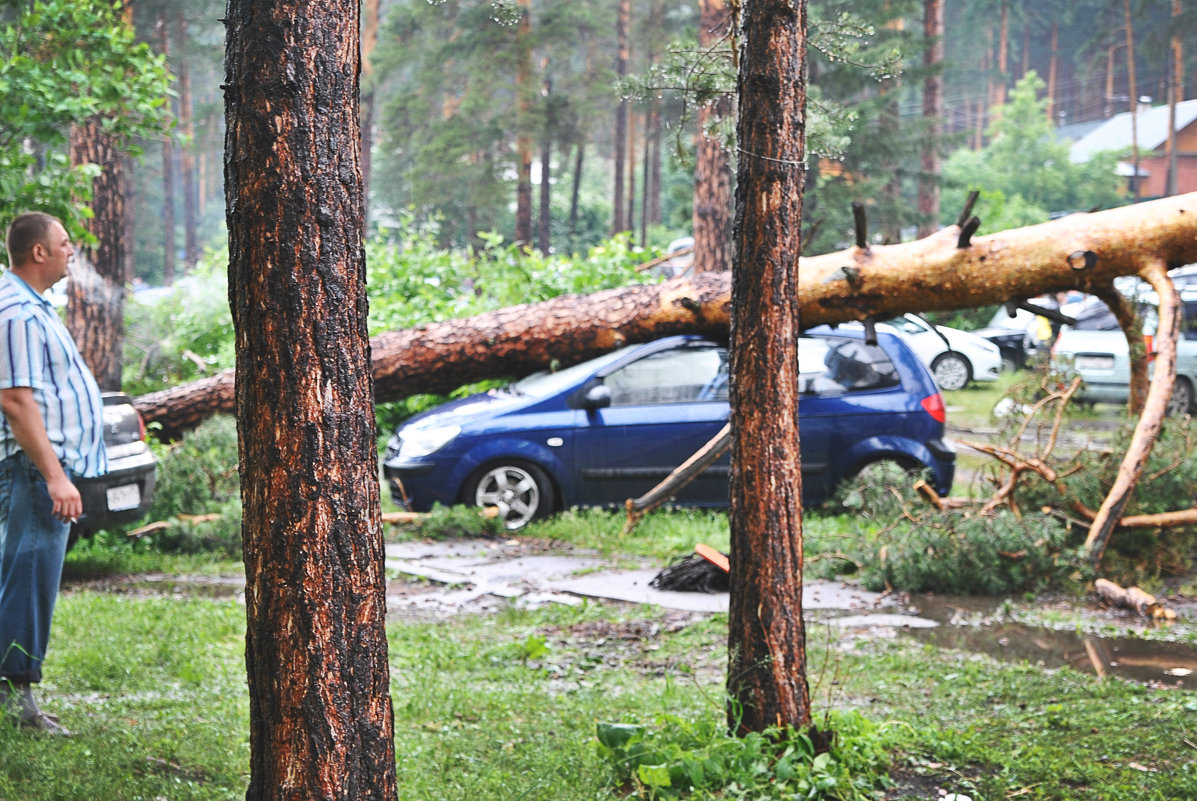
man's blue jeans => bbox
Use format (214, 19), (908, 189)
(0, 452), (71, 683)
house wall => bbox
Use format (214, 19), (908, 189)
(1137, 153), (1197, 197)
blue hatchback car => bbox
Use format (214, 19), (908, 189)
(383, 329), (956, 530)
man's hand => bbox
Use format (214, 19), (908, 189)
(46, 473), (83, 523)
(0, 386), (80, 522)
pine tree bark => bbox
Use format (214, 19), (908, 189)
(177, 8), (199, 270)
(568, 141), (585, 239)
(917, 0), (943, 237)
(224, 1), (398, 798)
(515, 0), (534, 245)
(612, 0), (630, 234)
(692, 0), (734, 273)
(69, 119), (128, 391)
(726, 0), (809, 734)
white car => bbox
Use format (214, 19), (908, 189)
(879, 314), (1003, 391)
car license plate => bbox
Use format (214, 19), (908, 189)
(106, 484), (141, 511)
(1076, 355), (1115, 370)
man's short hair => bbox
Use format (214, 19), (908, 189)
(6, 212), (62, 269)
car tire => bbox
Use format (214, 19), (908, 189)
(464, 461), (554, 531)
(931, 352), (971, 391)
(1167, 377), (1194, 416)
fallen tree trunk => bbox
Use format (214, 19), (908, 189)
(135, 195), (1197, 565)
(137, 193), (1197, 440)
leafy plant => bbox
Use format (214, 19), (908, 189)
(0, 0), (170, 236)
(139, 415), (242, 556)
(403, 503), (503, 541)
(596, 710), (900, 800)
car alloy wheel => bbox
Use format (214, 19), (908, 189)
(931, 352), (971, 391)
(468, 461), (551, 530)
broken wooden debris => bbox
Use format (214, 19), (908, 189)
(1094, 577), (1177, 620)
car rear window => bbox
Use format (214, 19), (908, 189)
(800, 336), (900, 395)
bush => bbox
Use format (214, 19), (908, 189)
(142, 415), (242, 556)
(808, 465), (1085, 594)
(596, 710), (900, 801)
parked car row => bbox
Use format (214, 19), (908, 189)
(1052, 286), (1197, 416)
(384, 329), (956, 530)
(875, 314), (1003, 391)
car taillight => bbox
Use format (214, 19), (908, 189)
(921, 393), (946, 423)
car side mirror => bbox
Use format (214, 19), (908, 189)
(582, 383), (612, 409)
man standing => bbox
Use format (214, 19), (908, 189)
(0, 212), (107, 735)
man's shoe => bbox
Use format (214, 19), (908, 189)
(19, 711), (70, 736)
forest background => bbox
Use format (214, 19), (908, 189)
(4, 0), (1194, 400)
(97, 0), (1175, 282)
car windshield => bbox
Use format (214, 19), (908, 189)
(509, 345), (637, 398)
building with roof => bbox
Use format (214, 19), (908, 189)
(1068, 99), (1197, 198)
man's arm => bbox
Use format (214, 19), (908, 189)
(0, 386), (81, 522)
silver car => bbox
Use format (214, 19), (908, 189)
(1052, 289), (1197, 415)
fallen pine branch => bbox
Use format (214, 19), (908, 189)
(126, 513), (224, 539)
(381, 507), (499, 526)
(1094, 577), (1177, 620)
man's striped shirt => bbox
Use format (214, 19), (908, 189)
(0, 271), (106, 478)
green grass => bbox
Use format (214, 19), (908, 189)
(6, 586), (1197, 800)
(0, 593), (248, 800)
(63, 532), (244, 580)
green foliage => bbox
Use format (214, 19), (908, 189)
(0, 0), (170, 238)
(810, 464), (1083, 594)
(596, 710), (900, 800)
(367, 223), (654, 428)
(142, 415), (241, 556)
(123, 255), (234, 395)
(365, 221), (652, 334)
(941, 72), (1127, 230)
(405, 503), (503, 541)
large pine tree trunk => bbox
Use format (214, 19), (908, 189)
(136, 194), (1197, 440)
(612, 0), (630, 234)
(692, 0), (734, 273)
(568, 141), (585, 239)
(177, 8), (199, 270)
(1046, 22), (1059, 123)
(917, 0), (943, 237)
(224, 2), (398, 799)
(515, 0), (534, 244)
(158, 11), (176, 286)
(727, 0), (809, 734)
(69, 118), (128, 392)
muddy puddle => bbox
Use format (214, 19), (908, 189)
(895, 594), (1197, 690)
(73, 540), (1197, 690)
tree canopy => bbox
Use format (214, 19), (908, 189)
(0, 0), (169, 241)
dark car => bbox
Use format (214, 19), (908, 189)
(973, 325), (1033, 371)
(383, 330), (955, 530)
(70, 392), (156, 544)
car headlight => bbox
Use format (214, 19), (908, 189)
(392, 425), (461, 460)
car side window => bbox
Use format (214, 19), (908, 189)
(800, 336), (900, 395)
(605, 346), (728, 406)
(1184, 303), (1197, 340)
